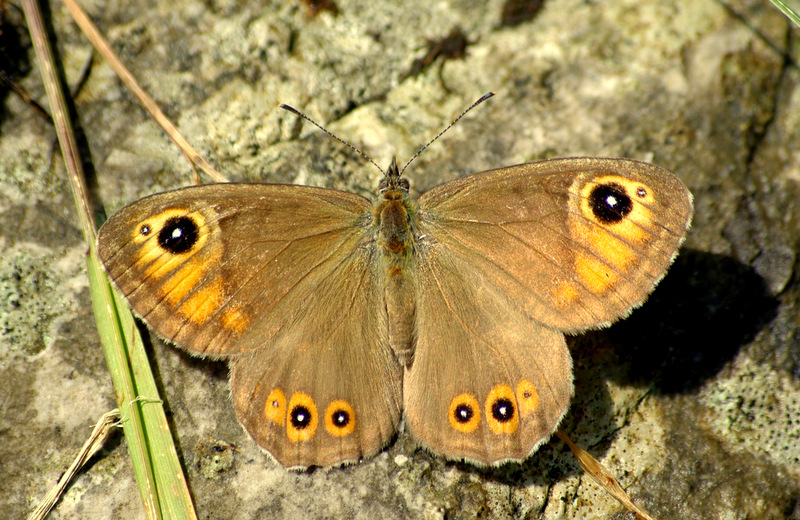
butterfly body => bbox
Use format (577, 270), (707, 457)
(373, 161), (419, 366)
(97, 157), (692, 468)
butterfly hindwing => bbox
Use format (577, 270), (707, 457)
(405, 240), (573, 464)
(230, 243), (402, 468)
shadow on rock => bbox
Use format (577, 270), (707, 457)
(606, 249), (779, 393)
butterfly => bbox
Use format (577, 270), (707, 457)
(97, 134), (692, 469)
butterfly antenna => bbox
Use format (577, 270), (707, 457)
(279, 104), (386, 175)
(399, 91), (495, 176)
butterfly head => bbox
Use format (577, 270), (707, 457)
(379, 157), (410, 197)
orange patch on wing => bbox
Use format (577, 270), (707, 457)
(176, 277), (224, 325)
(553, 282), (579, 308)
(221, 306), (249, 335)
(135, 245), (181, 279)
(567, 175), (663, 295)
(448, 393), (481, 433)
(485, 384), (519, 435)
(161, 261), (209, 305)
(264, 389), (287, 426)
(581, 224), (637, 267)
(516, 379), (539, 417)
(575, 252), (619, 295)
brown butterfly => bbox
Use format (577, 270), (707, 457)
(97, 125), (692, 469)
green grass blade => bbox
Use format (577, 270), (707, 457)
(87, 244), (197, 520)
(769, 0), (800, 27)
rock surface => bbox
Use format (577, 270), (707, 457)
(2, 1), (799, 519)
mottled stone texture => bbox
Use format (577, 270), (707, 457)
(2, 1), (798, 519)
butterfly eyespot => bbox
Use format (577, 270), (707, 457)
(515, 379), (540, 417)
(485, 384), (519, 435)
(324, 400), (356, 437)
(291, 406), (312, 427)
(491, 399), (514, 421)
(158, 216), (200, 254)
(588, 182), (632, 224)
(286, 392), (318, 442)
(448, 393), (480, 433)
(636, 186), (647, 198)
(139, 224), (151, 236)
(331, 410), (349, 426)
(264, 389), (287, 426)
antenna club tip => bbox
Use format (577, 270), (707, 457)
(279, 104), (300, 115)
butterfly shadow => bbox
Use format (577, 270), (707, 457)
(605, 249), (779, 394)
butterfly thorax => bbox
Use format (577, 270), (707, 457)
(375, 159), (416, 260)
(374, 161), (417, 366)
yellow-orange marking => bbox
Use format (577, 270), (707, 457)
(162, 261), (210, 305)
(516, 379), (540, 417)
(177, 277), (224, 326)
(553, 282), (580, 308)
(568, 176), (662, 295)
(574, 253), (619, 295)
(264, 388), (287, 426)
(221, 306), (249, 336)
(448, 393), (481, 433)
(135, 246), (179, 279)
(580, 224), (637, 266)
(570, 226), (634, 295)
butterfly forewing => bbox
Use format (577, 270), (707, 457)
(98, 183), (373, 356)
(415, 157), (693, 333)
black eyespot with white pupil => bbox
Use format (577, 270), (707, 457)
(139, 224), (151, 236)
(454, 403), (475, 424)
(491, 397), (515, 423)
(290, 405), (312, 430)
(158, 216), (199, 254)
(330, 409), (351, 428)
(588, 182), (632, 224)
